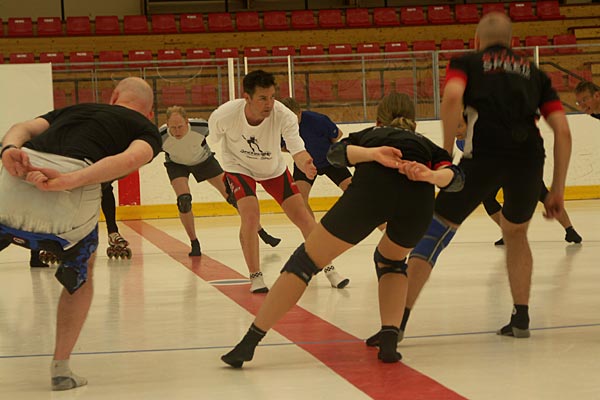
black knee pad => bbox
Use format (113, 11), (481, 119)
(280, 243), (320, 285)
(374, 248), (407, 280)
(177, 193), (192, 213)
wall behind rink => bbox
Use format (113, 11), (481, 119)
(114, 114), (599, 220)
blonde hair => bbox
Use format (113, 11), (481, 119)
(377, 92), (417, 131)
(279, 97), (301, 114)
(166, 105), (187, 121)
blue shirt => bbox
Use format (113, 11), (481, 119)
(298, 111), (339, 168)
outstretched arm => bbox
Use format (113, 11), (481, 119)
(26, 140), (155, 191)
(292, 150), (317, 180)
(1, 118), (50, 177)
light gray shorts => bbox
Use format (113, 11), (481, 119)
(0, 148), (101, 250)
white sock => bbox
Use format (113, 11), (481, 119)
(51, 359), (87, 391)
(249, 271), (268, 293)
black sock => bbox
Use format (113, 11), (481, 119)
(221, 323), (266, 368)
(511, 304), (530, 329)
(400, 307), (411, 331)
(377, 326), (402, 363)
(565, 226), (573, 233)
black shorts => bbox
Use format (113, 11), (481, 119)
(482, 181), (549, 216)
(436, 157), (544, 225)
(164, 154), (223, 183)
(320, 163), (435, 248)
(293, 163), (352, 186)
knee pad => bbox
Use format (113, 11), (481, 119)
(374, 248), (407, 280)
(177, 194), (193, 213)
(280, 243), (320, 285)
(409, 215), (456, 268)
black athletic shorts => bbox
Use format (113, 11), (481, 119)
(320, 163), (435, 248)
(436, 157), (544, 225)
(482, 182), (550, 216)
(164, 154), (223, 183)
(292, 163), (352, 186)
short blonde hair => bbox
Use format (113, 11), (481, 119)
(377, 92), (417, 131)
(279, 97), (301, 114)
(166, 105), (187, 121)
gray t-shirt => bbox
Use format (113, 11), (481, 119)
(160, 118), (213, 166)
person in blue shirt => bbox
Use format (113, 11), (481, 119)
(280, 98), (352, 218)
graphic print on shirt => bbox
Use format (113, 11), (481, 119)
(240, 134), (272, 160)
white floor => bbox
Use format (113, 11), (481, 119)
(0, 200), (599, 400)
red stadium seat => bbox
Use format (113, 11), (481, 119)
(9, 52), (35, 64)
(384, 41), (409, 58)
(123, 15), (148, 34)
(346, 8), (371, 28)
(418, 79), (434, 98)
(180, 14), (205, 33)
(328, 43), (353, 61)
(318, 9), (344, 29)
(98, 50), (124, 69)
(537, 0), (564, 20)
(525, 35), (553, 55)
(128, 50), (153, 68)
(100, 87), (115, 104)
(509, 2), (537, 21)
(482, 3), (505, 15)
(75, 87), (95, 103)
(428, 5), (454, 24)
(53, 88), (69, 109)
(271, 45), (296, 62)
(263, 11), (289, 30)
(553, 34), (578, 54)
(373, 8), (399, 26)
(208, 13), (233, 32)
(440, 39), (466, 59)
(400, 7), (426, 25)
(186, 48), (211, 65)
(357, 42), (380, 59)
(547, 71), (567, 92)
(236, 11), (260, 31)
(40, 52), (66, 70)
(191, 85), (218, 106)
(152, 14), (177, 34)
(95, 16), (120, 35)
(455, 4), (479, 24)
(299, 44), (325, 62)
(412, 40), (436, 52)
(161, 86), (188, 106)
(215, 47), (239, 64)
(309, 80), (335, 102)
(157, 49), (183, 67)
(69, 51), (94, 70)
(244, 46), (268, 63)
(337, 79), (363, 101)
(567, 70), (592, 90)
(366, 79), (393, 100)
(37, 17), (63, 36)
(291, 10), (317, 29)
(66, 16), (91, 36)
(8, 17), (33, 37)
(396, 77), (417, 98)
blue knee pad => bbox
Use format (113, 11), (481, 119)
(374, 248), (407, 280)
(280, 243), (320, 285)
(177, 193), (192, 213)
(409, 215), (457, 268)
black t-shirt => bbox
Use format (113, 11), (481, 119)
(447, 45), (563, 160)
(24, 103), (162, 162)
(343, 126), (453, 170)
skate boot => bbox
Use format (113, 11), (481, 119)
(30, 250), (49, 268)
(324, 265), (350, 288)
(39, 250), (60, 265)
(107, 232), (132, 259)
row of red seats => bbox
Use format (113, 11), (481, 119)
(1, 1), (564, 37)
(0, 34), (578, 69)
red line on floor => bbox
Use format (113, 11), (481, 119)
(125, 220), (466, 400)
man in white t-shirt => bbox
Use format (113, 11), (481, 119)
(208, 70), (349, 293)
